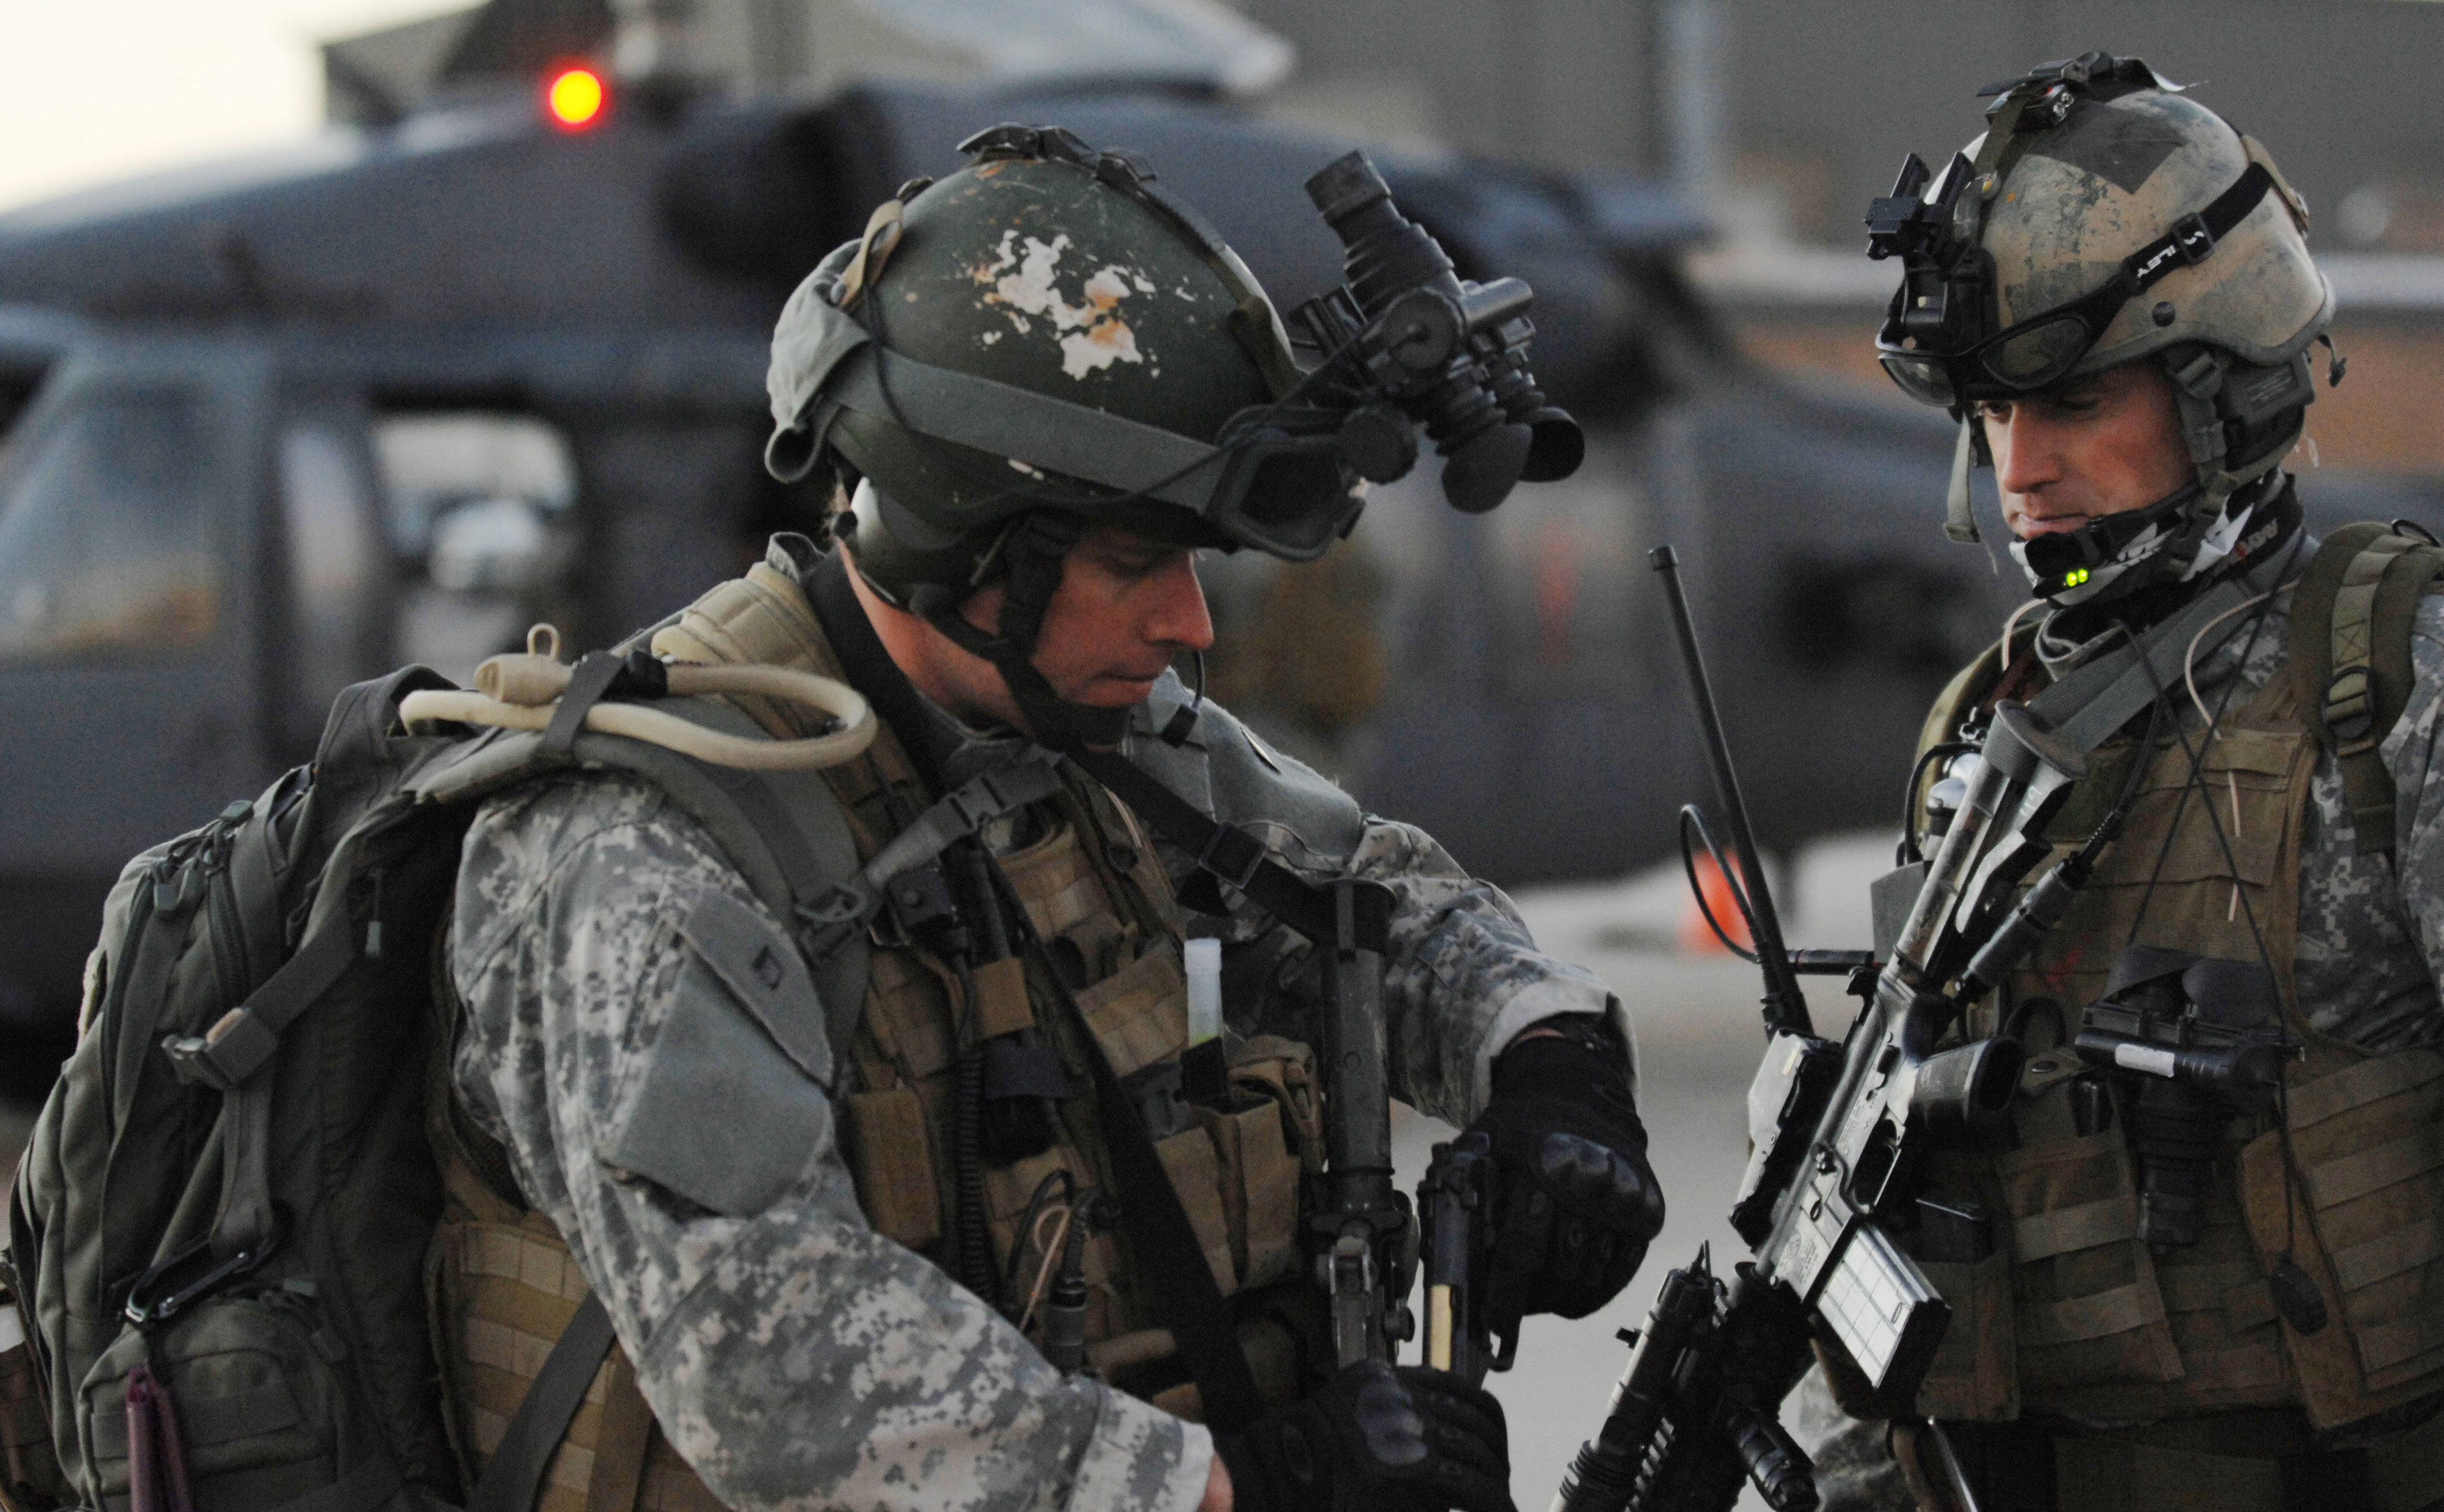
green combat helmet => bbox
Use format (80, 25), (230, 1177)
(1863, 52), (2340, 607)
(763, 123), (1581, 749)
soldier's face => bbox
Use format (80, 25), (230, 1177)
(1012, 524), (1216, 710)
(878, 521), (1212, 735)
(1979, 362), (2194, 540)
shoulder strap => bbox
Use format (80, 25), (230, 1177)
(463, 1295), (617, 1512)
(1066, 749), (1390, 953)
(2028, 552), (2294, 755)
(2291, 525), (2444, 855)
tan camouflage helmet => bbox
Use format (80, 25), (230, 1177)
(1869, 54), (2338, 557)
(1970, 87), (2327, 388)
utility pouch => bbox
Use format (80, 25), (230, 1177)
(999, 820), (1108, 948)
(81, 1293), (365, 1512)
(1195, 1095), (1304, 1293)
(0, 1304), (67, 1512)
(1996, 1120), (2181, 1392)
(2241, 1048), (2444, 1428)
(1153, 1129), (1237, 1296)
(1227, 1036), (1326, 1174)
(1915, 1251), (2018, 1421)
(1071, 942), (1188, 1082)
(843, 1087), (943, 1251)
(984, 1151), (1127, 1341)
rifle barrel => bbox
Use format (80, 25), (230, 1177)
(1650, 545), (1812, 1037)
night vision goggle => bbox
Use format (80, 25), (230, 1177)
(1866, 124), (2273, 410)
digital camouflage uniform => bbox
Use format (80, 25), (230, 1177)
(444, 539), (1625, 1512)
(1802, 566), (2444, 1510)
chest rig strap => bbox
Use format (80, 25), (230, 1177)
(797, 759), (1065, 952)
(2025, 545), (2298, 757)
(1067, 747), (1391, 954)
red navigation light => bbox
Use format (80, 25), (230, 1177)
(545, 67), (607, 131)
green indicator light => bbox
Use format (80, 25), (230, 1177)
(2064, 567), (2090, 587)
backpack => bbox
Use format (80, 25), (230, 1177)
(0, 660), (874, 1512)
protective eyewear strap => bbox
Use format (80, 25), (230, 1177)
(2122, 161), (2273, 296)
(826, 343), (1225, 509)
(1966, 161), (2277, 392)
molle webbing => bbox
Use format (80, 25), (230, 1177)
(430, 1219), (720, 1512)
(2288, 524), (2444, 856)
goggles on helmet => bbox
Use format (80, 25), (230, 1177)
(1870, 158), (2273, 410)
(816, 340), (1382, 561)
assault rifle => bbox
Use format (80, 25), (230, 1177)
(1551, 546), (2086, 1512)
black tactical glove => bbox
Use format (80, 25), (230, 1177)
(1216, 1361), (1515, 1512)
(1466, 1022), (1664, 1326)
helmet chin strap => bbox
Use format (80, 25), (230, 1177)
(2007, 345), (2308, 608)
(2015, 468), (2290, 610)
(905, 511), (1133, 754)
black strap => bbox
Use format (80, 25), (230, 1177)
(828, 345), (1223, 510)
(158, 905), (360, 1091)
(2124, 162), (2274, 297)
(544, 653), (631, 757)
(465, 1294), (619, 1512)
(808, 549), (952, 790)
(1067, 748), (1389, 953)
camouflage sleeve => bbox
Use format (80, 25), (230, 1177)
(1782, 1366), (1917, 1512)
(2354, 591), (2444, 1049)
(1320, 814), (1629, 1127)
(448, 773), (1210, 1512)
(1126, 685), (1626, 1128)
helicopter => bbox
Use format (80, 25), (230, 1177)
(2, 0), (2438, 1076)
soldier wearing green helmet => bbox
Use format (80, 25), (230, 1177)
(1799, 52), (2444, 1512)
(432, 123), (1660, 1512)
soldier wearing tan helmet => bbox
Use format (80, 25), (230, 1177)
(1799, 52), (2444, 1512)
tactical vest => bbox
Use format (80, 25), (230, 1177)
(1906, 593), (2444, 1448)
(425, 558), (1319, 1510)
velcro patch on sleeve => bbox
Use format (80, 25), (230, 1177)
(598, 889), (836, 1216)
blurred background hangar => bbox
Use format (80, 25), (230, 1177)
(3, 0), (2444, 1071)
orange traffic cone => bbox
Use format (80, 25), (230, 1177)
(1679, 853), (1753, 956)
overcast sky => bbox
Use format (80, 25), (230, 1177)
(0, 0), (464, 213)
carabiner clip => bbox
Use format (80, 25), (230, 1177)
(123, 1212), (285, 1331)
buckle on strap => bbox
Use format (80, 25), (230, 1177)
(123, 1212), (285, 1330)
(2171, 211), (2215, 265)
(1196, 822), (1267, 892)
(162, 1010), (279, 1092)
(948, 765), (1048, 836)
(2326, 666), (2378, 744)
(795, 881), (876, 961)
